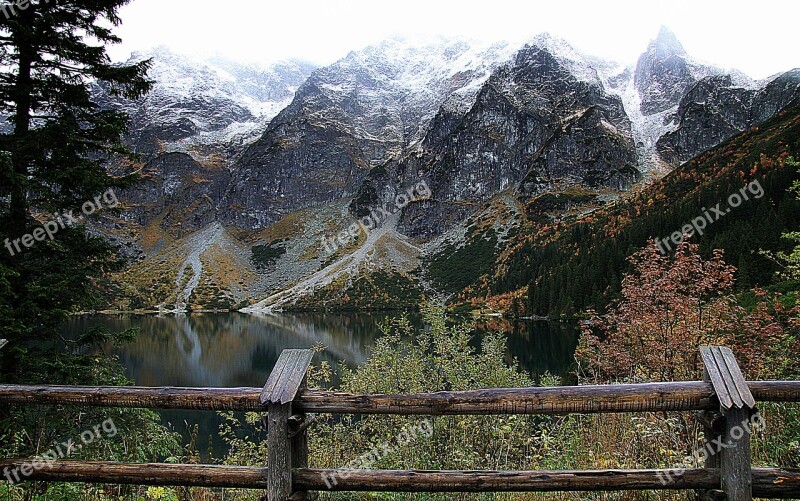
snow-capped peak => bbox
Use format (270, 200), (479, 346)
(293, 36), (519, 147)
(650, 26), (687, 59)
(525, 33), (607, 85)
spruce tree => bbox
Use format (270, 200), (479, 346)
(0, 0), (151, 360)
(0, 4), (182, 483)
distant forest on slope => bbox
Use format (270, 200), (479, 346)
(485, 107), (800, 317)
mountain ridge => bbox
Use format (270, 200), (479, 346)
(94, 31), (800, 313)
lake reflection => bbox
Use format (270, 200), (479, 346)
(61, 312), (579, 459)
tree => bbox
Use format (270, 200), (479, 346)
(0, 5), (180, 496)
(578, 239), (799, 382)
(0, 0), (151, 354)
(775, 158), (800, 280)
(578, 240), (738, 382)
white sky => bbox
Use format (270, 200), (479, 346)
(108, 0), (799, 79)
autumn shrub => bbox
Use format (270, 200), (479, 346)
(572, 239), (799, 500)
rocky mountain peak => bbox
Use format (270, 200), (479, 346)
(94, 47), (317, 161)
(520, 33), (603, 87)
(650, 26), (687, 59)
(634, 27), (714, 115)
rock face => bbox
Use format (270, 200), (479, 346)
(634, 27), (720, 115)
(221, 38), (518, 228)
(658, 70), (800, 164)
(750, 69), (800, 123)
(354, 35), (639, 238)
(91, 48), (317, 248)
(118, 153), (231, 241)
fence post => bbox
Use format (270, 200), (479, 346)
(261, 349), (314, 501)
(700, 346), (757, 501)
(288, 375), (313, 501)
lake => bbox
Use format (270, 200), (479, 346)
(61, 312), (579, 459)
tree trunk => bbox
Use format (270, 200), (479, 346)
(9, 8), (35, 238)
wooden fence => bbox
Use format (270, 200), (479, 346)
(0, 344), (799, 500)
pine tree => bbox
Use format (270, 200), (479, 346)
(0, 3), (183, 477)
(0, 0), (151, 355)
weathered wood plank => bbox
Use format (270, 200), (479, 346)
(0, 462), (795, 496)
(721, 407), (754, 500)
(713, 346), (746, 409)
(702, 347), (736, 410)
(701, 346), (756, 412)
(268, 402), (291, 500)
(0, 381), (796, 414)
(720, 348), (756, 408)
(261, 350), (313, 405)
(261, 350), (292, 404)
(279, 351), (314, 405)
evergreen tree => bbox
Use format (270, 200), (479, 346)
(0, 5), (181, 492)
(0, 0), (151, 357)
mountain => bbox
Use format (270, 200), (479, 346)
(490, 106), (800, 317)
(93, 49), (317, 249)
(633, 26), (733, 115)
(221, 37), (519, 228)
(658, 70), (800, 164)
(94, 47), (318, 162)
(94, 32), (800, 313)
(353, 34), (639, 239)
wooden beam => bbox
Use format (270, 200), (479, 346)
(0, 381), (797, 414)
(722, 407), (754, 501)
(297, 467), (721, 492)
(748, 381), (800, 402)
(751, 467), (800, 497)
(268, 402), (291, 501)
(293, 382), (718, 415)
(701, 346), (757, 501)
(698, 361), (725, 499)
(0, 385), (266, 411)
(0, 462), (795, 496)
(289, 388), (312, 500)
(261, 350), (314, 405)
(264, 350), (313, 501)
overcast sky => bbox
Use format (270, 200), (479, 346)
(108, 0), (798, 79)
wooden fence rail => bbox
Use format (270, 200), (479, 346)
(0, 346), (798, 500)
